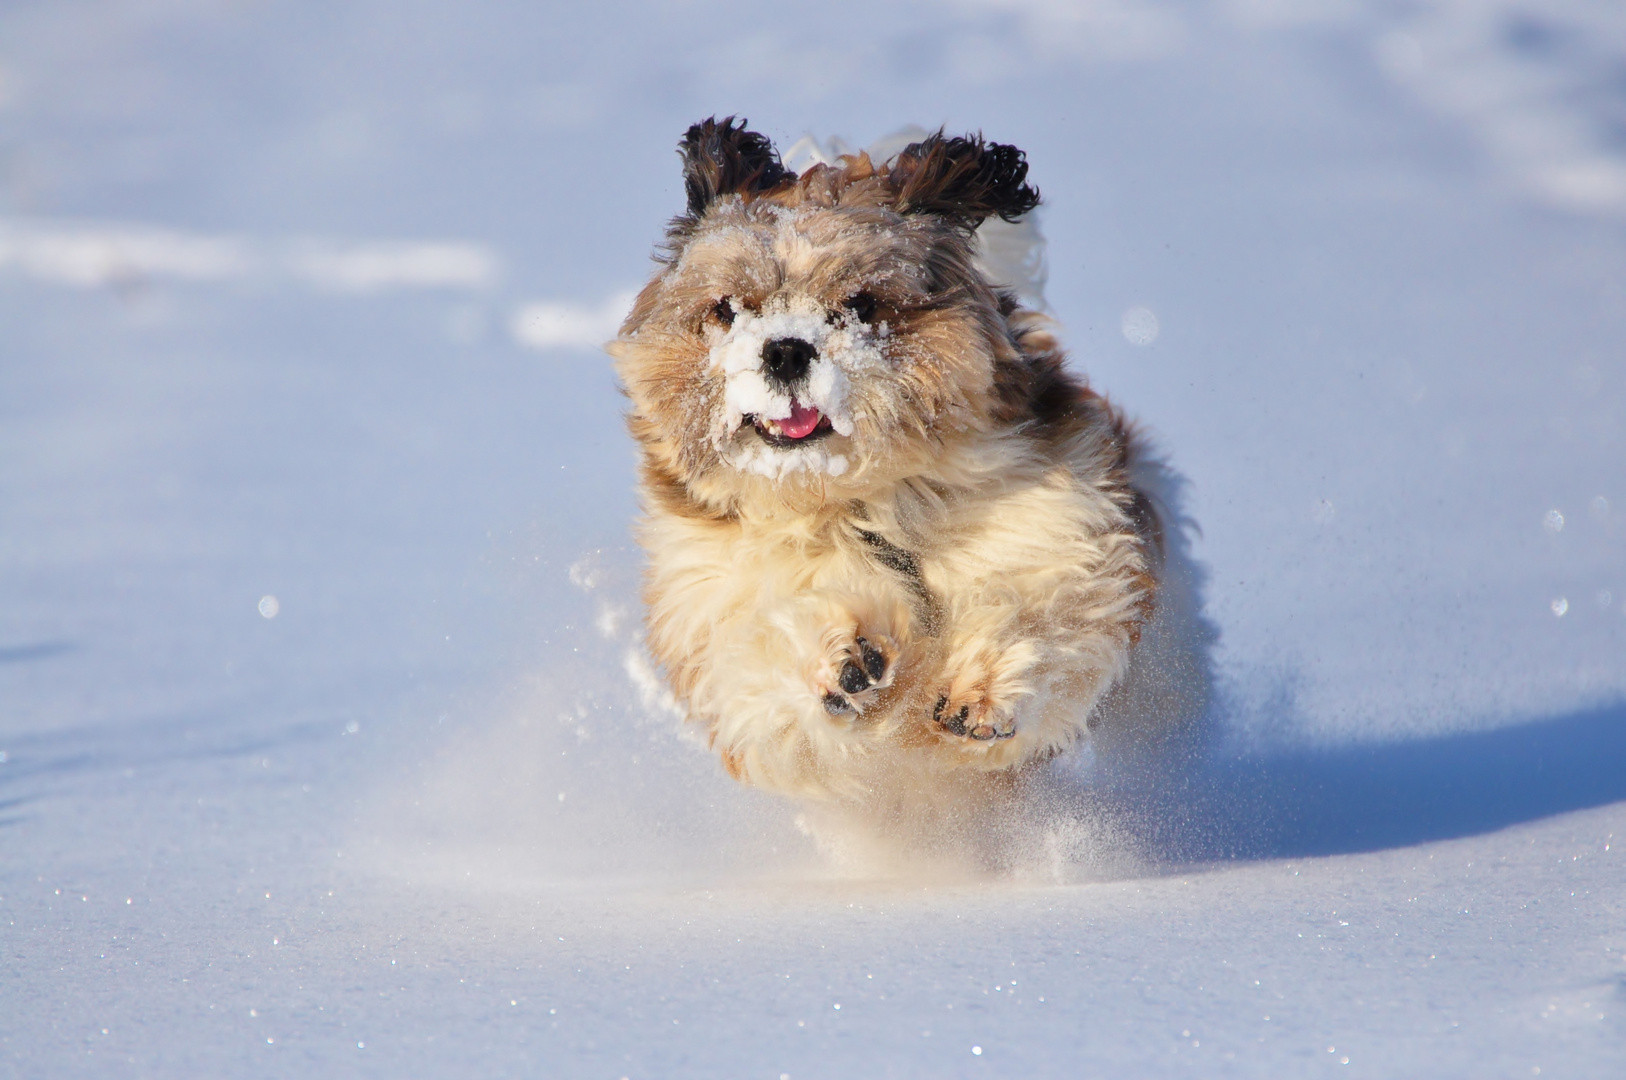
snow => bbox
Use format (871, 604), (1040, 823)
(512, 292), (636, 350)
(0, 217), (498, 291)
(2, 1), (1624, 1076)
(710, 293), (870, 478)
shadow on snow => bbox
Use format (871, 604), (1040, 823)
(1103, 700), (1626, 862)
(0, 641), (76, 665)
(0, 709), (340, 829)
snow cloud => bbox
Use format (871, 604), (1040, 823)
(509, 292), (635, 350)
(0, 217), (501, 292)
(288, 239), (498, 292)
(0, 218), (253, 287)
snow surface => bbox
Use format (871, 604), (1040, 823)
(2, 1), (1624, 1076)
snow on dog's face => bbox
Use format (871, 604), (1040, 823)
(613, 118), (1041, 515)
(708, 288), (873, 481)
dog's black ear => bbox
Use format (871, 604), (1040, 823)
(887, 132), (1040, 229)
(679, 117), (794, 217)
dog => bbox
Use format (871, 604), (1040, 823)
(611, 117), (1183, 823)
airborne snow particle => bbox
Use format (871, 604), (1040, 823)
(972, 1045), (983, 1055)
(1543, 510), (1564, 534)
(1121, 306), (1160, 346)
(1550, 597), (1569, 617)
(1591, 496), (1610, 520)
(568, 554), (602, 591)
(258, 595), (280, 618)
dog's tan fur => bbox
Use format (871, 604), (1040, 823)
(611, 119), (1161, 807)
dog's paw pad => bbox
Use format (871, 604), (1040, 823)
(819, 634), (895, 717)
(933, 694), (1016, 741)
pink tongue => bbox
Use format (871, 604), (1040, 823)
(779, 401), (823, 439)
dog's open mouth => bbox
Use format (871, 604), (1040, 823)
(750, 400), (833, 448)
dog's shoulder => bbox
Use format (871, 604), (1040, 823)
(988, 300), (1164, 561)
(989, 300), (1126, 458)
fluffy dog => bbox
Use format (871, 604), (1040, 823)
(612, 118), (1178, 820)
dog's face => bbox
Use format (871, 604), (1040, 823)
(613, 119), (1042, 514)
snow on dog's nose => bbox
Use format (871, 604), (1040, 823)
(709, 295), (882, 480)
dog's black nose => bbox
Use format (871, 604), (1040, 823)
(761, 337), (816, 386)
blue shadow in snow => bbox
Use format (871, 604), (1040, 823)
(0, 711), (339, 829)
(0, 641), (76, 665)
(1121, 701), (1626, 860)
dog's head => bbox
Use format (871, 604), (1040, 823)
(613, 117), (1042, 514)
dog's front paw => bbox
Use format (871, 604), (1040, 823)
(932, 686), (1017, 742)
(817, 632), (896, 717)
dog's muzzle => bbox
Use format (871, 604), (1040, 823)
(750, 336), (832, 446)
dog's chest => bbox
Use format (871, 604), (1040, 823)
(717, 518), (913, 595)
(649, 505), (959, 644)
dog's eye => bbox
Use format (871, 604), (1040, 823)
(711, 298), (736, 329)
(841, 292), (879, 324)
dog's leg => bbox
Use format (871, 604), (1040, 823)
(929, 631), (1035, 741)
(814, 626), (898, 716)
(790, 593), (910, 719)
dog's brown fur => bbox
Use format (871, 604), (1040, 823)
(611, 118), (1162, 807)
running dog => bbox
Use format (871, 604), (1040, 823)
(611, 118), (1176, 815)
